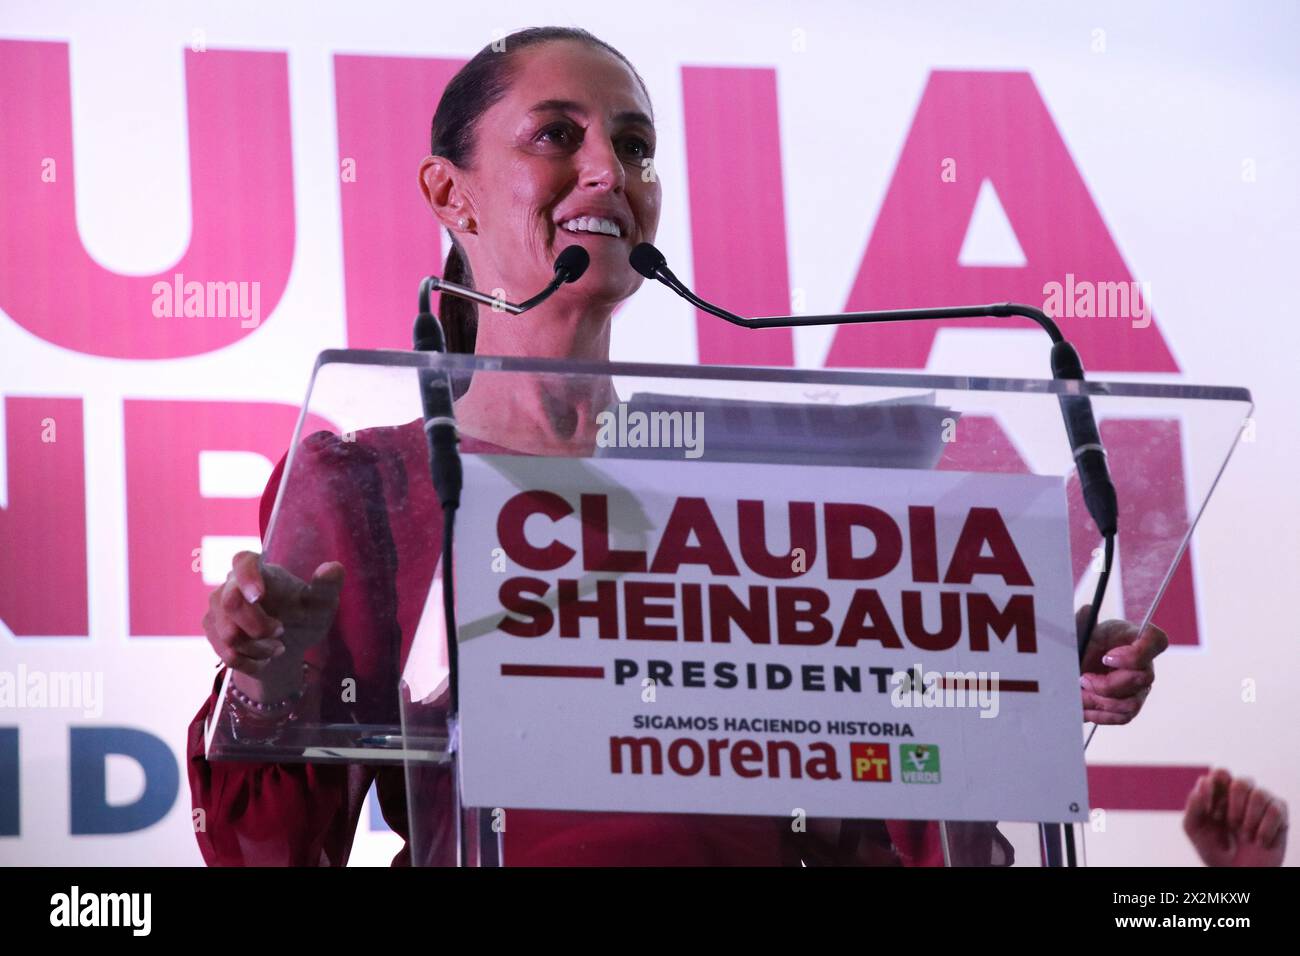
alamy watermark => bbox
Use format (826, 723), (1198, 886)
(0, 664), (103, 718)
(1042, 273), (1152, 328)
(151, 272), (261, 328)
(889, 664), (1000, 719)
(49, 886), (150, 935)
(595, 403), (705, 459)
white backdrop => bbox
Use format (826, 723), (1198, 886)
(0, 0), (1296, 866)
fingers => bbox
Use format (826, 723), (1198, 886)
(1256, 798), (1288, 849)
(1079, 618), (1131, 672)
(218, 575), (283, 642)
(204, 613), (278, 674)
(1241, 786), (1272, 844)
(1086, 617), (1133, 652)
(1183, 774), (1215, 831)
(230, 550), (267, 604)
(1100, 623), (1169, 670)
(203, 560), (286, 675)
(1082, 701), (1141, 725)
(1080, 616), (1169, 668)
(1191, 770), (1289, 859)
(286, 563), (345, 642)
(305, 561), (346, 610)
(1226, 775), (1254, 832)
(256, 560), (342, 619)
(1228, 778), (1287, 848)
(1080, 666), (1153, 699)
(205, 600), (284, 672)
(1207, 768), (1231, 822)
(227, 649), (281, 675)
(1080, 676), (1149, 725)
(204, 555), (344, 673)
(1081, 704), (1141, 724)
(1078, 618), (1166, 728)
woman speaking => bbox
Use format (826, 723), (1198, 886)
(186, 26), (1167, 866)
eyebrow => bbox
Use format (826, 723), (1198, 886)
(527, 99), (654, 128)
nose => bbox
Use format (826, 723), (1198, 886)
(577, 133), (625, 194)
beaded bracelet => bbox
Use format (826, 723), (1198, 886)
(226, 662), (309, 718)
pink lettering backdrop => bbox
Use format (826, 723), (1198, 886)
(0, 0), (1295, 866)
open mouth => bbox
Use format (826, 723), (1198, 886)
(557, 215), (626, 240)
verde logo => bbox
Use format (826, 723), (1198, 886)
(900, 744), (941, 784)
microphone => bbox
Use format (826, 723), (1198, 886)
(1050, 342), (1118, 538)
(413, 245), (594, 862)
(412, 277), (467, 726)
(412, 245), (591, 511)
(412, 297), (461, 511)
(427, 245), (590, 315)
(629, 241), (1118, 538)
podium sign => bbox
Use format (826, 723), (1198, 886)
(455, 454), (1087, 822)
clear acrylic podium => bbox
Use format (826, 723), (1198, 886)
(204, 349), (1252, 866)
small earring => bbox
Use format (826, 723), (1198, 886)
(457, 217), (467, 229)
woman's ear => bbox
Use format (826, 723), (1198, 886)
(419, 156), (477, 233)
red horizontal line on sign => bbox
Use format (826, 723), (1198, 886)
(1087, 764), (1209, 811)
(501, 664), (606, 679)
(938, 677), (1039, 693)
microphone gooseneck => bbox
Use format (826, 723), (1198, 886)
(428, 245), (591, 315)
(630, 241), (1119, 666)
(631, 242), (1070, 342)
(515, 244), (590, 311)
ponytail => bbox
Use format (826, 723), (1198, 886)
(438, 240), (477, 355)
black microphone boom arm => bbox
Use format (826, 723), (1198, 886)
(630, 241), (1117, 540)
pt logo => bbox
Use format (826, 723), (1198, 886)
(900, 744), (941, 784)
(849, 742), (891, 782)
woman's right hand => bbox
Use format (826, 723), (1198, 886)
(203, 550), (345, 702)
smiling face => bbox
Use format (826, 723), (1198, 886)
(430, 39), (662, 311)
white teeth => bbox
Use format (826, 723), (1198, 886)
(560, 216), (623, 237)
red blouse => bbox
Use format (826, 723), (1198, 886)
(186, 420), (953, 866)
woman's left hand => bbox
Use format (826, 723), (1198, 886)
(1075, 605), (1169, 725)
